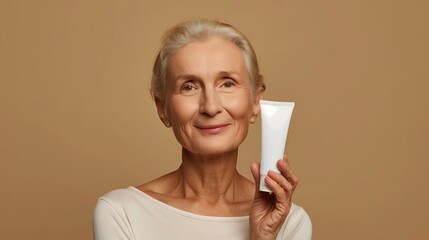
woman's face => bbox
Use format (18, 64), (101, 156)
(157, 37), (263, 155)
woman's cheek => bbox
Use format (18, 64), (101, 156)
(223, 93), (251, 118)
(170, 96), (198, 121)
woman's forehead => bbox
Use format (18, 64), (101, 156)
(167, 37), (247, 77)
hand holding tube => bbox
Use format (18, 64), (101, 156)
(249, 156), (299, 240)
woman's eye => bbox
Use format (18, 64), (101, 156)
(182, 85), (193, 91)
(180, 83), (197, 93)
(222, 81), (235, 88)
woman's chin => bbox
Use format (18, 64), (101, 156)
(183, 144), (239, 156)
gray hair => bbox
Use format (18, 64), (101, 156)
(150, 19), (265, 102)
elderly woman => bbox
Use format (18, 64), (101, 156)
(94, 19), (312, 240)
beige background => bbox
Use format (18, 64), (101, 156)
(1, 0), (428, 239)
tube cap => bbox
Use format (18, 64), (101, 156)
(259, 175), (272, 192)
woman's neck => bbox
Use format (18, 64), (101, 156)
(174, 148), (242, 202)
(138, 147), (255, 216)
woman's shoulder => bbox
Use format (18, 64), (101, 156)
(277, 203), (312, 239)
(288, 203), (312, 224)
(93, 186), (147, 232)
(96, 186), (147, 209)
(94, 186), (173, 222)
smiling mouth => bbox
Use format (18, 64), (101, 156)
(195, 124), (230, 134)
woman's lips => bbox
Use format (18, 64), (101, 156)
(195, 124), (230, 134)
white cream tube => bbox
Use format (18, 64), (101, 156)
(259, 100), (295, 192)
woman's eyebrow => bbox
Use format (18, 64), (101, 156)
(174, 74), (201, 81)
(173, 71), (242, 82)
(218, 71), (241, 78)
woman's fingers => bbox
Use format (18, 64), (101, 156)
(266, 171), (292, 200)
(264, 156), (298, 202)
(252, 156), (298, 196)
(250, 162), (261, 185)
(267, 171), (293, 193)
(277, 156), (299, 190)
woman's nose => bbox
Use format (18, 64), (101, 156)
(199, 88), (222, 117)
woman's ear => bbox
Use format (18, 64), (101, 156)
(155, 98), (171, 128)
(250, 86), (265, 124)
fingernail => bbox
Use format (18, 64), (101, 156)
(267, 170), (276, 177)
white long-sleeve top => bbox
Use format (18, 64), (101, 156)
(93, 186), (312, 240)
